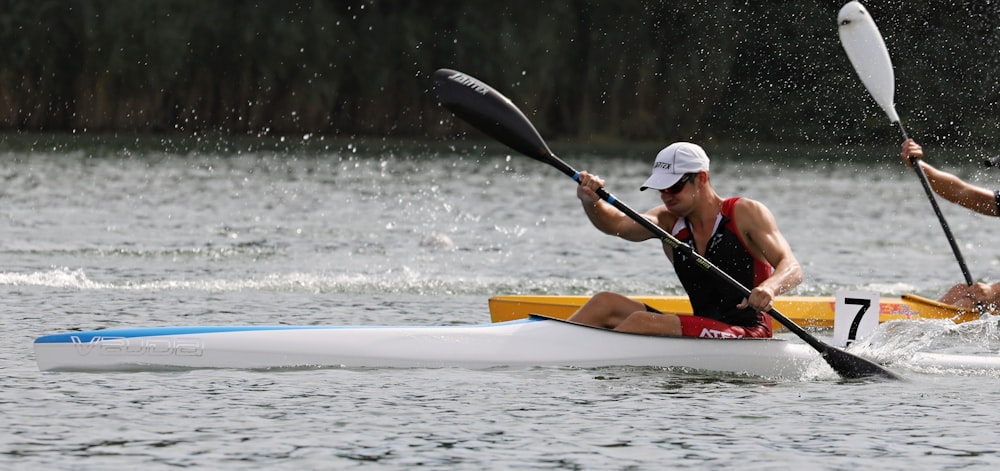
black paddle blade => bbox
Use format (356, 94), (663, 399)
(433, 69), (553, 162)
(821, 345), (900, 380)
(770, 309), (899, 380)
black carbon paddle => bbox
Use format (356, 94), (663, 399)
(433, 67), (899, 380)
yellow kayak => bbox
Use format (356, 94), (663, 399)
(488, 293), (976, 329)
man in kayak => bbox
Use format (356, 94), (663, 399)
(568, 142), (803, 338)
(900, 139), (1000, 310)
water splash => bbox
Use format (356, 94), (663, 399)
(0, 267), (678, 297)
(851, 315), (1000, 376)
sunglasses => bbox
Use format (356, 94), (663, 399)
(659, 173), (695, 195)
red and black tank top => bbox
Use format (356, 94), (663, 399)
(669, 197), (773, 327)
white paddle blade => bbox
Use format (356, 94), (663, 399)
(837, 1), (900, 123)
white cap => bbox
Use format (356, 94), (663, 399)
(639, 142), (710, 191)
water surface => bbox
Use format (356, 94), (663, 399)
(3, 136), (1000, 469)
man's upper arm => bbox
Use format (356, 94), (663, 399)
(738, 199), (795, 266)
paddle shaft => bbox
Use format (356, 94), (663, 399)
(560, 160), (861, 352)
(535, 150), (896, 378)
(433, 68), (899, 380)
(895, 122), (975, 286)
(561, 162), (831, 343)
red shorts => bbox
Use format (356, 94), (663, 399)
(677, 314), (773, 338)
(643, 304), (773, 338)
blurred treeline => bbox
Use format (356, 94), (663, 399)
(1, 0), (997, 147)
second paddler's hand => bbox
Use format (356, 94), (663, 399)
(738, 285), (776, 313)
(900, 139), (923, 169)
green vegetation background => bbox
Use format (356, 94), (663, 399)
(1, 0), (997, 149)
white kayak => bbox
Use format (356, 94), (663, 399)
(35, 316), (826, 377)
(33, 316), (1000, 378)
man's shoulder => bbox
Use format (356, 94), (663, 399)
(729, 197), (779, 230)
(729, 196), (769, 211)
(646, 205), (680, 228)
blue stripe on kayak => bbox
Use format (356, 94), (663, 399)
(33, 317), (541, 344)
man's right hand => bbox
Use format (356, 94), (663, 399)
(576, 171), (606, 205)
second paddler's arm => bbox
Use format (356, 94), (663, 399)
(901, 139), (999, 217)
(577, 171), (659, 242)
(920, 164), (998, 217)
